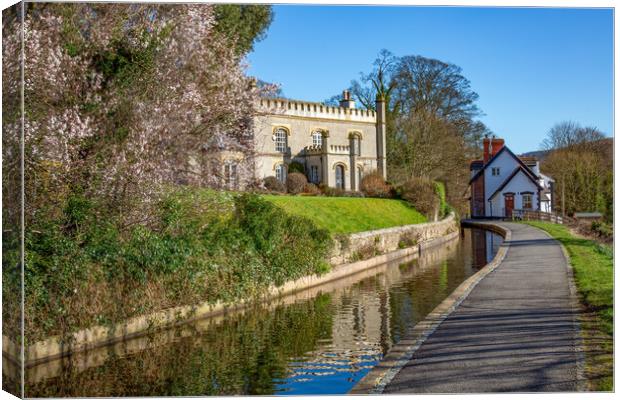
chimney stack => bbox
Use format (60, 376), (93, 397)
(339, 90), (356, 109)
(483, 134), (504, 164)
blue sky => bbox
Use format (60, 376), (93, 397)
(247, 6), (613, 154)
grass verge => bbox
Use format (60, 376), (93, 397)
(262, 195), (427, 235)
(524, 221), (613, 391)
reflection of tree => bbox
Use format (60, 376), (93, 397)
(27, 294), (334, 397)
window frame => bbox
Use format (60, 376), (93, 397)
(275, 163), (287, 183)
(310, 165), (319, 184)
(274, 128), (288, 153)
(522, 193), (533, 210)
(312, 131), (323, 147)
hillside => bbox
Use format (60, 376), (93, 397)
(262, 195), (427, 235)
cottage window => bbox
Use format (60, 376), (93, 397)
(310, 165), (320, 183)
(522, 193), (533, 210)
(274, 128), (288, 153)
(312, 131), (323, 147)
(224, 161), (238, 189)
(275, 163), (287, 183)
(491, 167), (500, 176)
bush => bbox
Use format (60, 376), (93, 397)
(398, 177), (440, 220)
(21, 190), (334, 342)
(318, 184), (364, 198)
(591, 221), (613, 241)
(286, 172), (308, 194)
(288, 161), (305, 174)
(263, 176), (285, 193)
(303, 182), (321, 195)
(361, 171), (391, 198)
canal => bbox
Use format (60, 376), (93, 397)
(19, 227), (502, 397)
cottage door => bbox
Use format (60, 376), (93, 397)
(504, 195), (514, 217)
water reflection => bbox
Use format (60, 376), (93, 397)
(14, 228), (502, 397)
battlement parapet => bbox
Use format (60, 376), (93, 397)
(257, 98), (376, 123)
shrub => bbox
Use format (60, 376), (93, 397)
(263, 176), (285, 193)
(286, 172), (308, 194)
(398, 177), (440, 220)
(361, 171), (391, 198)
(288, 161), (305, 174)
(303, 182), (321, 195)
(591, 221), (613, 241)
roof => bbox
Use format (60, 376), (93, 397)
(470, 160), (483, 170)
(469, 145), (540, 185)
(574, 212), (603, 218)
(518, 156), (538, 166)
(488, 166), (545, 201)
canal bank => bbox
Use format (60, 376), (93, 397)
(10, 226), (501, 396)
(351, 221), (585, 393)
(4, 214), (459, 368)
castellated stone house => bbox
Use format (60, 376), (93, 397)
(253, 90), (387, 191)
(192, 91), (387, 191)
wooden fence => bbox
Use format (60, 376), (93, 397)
(511, 209), (567, 224)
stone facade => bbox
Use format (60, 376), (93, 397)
(253, 91), (387, 190)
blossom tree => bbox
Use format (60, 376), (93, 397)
(3, 3), (266, 228)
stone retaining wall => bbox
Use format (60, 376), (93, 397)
(330, 213), (458, 265)
(3, 214), (460, 367)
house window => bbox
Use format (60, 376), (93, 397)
(224, 161), (238, 189)
(274, 128), (288, 153)
(522, 193), (533, 210)
(310, 165), (319, 183)
(275, 163), (287, 183)
(491, 167), (500, 176)
(312, 131), (322, 147)
(335, 165), (345, 189)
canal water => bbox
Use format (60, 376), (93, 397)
(19, 227), (502, 397)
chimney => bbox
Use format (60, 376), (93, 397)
(483, 134), (504, 164)
(339, 90), (356, 109)
(483, 134), (491, 163)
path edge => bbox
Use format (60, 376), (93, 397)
(524, 224), (587, 391)
(349, 220), (511, 394)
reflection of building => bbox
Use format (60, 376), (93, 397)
(470, 229), (502, 268)
(253, 91), (387, 190)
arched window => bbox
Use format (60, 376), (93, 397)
(335, 164), (345, 189)
(312, 131), (323, 147)
(349, 133), (361, 156)
(274, 128), (288, 153)
(275, 163), (287, 183)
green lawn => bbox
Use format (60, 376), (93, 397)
(524, 221), (613, 391)
(262, 195), (427, 235)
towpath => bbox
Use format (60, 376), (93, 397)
(353, 222), (584, 393)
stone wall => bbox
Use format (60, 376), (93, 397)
(330, 213), (459, 265)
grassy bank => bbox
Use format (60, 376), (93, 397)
(524, 221), (613, 391)
(9, 189), (333, 343)
(262, 195), (427, 234)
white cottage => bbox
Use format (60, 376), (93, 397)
(469, 136), (555, 218)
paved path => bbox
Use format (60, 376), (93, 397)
(382, 222), (583, 393)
